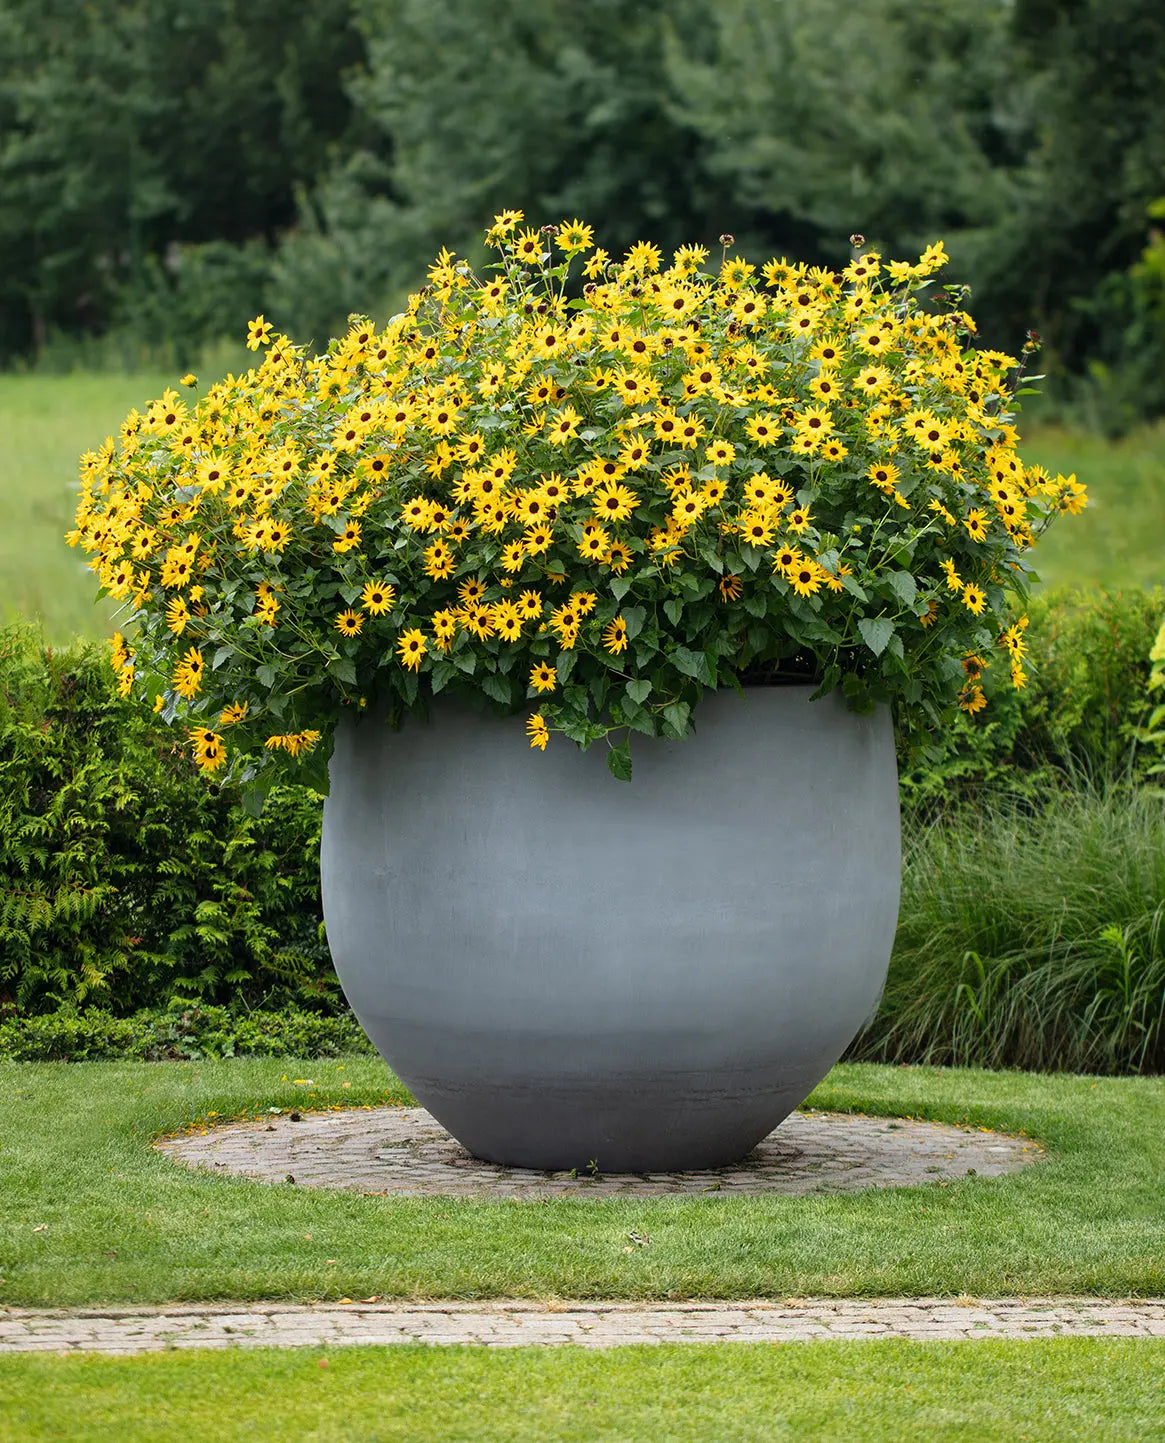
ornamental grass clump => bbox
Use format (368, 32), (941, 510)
(68, 212), (1087, 803)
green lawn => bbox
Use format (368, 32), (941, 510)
(2, 1339), (1162, 1443)
(0, 372), (174, 642)
(1020, 422), (1165, 591)
(1, 1059), (1160, 1307)
(1, 367), (1162, 644)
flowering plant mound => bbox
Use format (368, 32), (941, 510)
(69, 212), (1086, 804)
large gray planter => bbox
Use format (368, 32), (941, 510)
(321, 686), (900, 1172)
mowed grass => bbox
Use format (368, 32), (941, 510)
(1020, 421), (1165, 591)
(2, 1340), (1163, 1443)
(0, 364), (1162, 642)
(0, 1059), (1160, 1307)
(0, 372), (174, 642)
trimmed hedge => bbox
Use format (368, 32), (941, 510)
(0, 624), (331, 1015)
(899, 586), (1161, 810)
(0, 1004), (374, 1062)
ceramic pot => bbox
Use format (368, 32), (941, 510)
(321, 686), (900, 1171)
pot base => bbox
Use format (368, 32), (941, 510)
(402, 1066), (827, 1173)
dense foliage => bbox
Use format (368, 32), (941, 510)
(0, 1004), (370, 1061)
(851, 781), (1165, 1075)
(900, 586), (1162, 810)
(0, 625), (329, 1013)
(2, 1), (1163, 422)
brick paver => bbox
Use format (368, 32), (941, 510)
(155, 1106), (1044, 1198)
(0, 1299), (1161, 1353)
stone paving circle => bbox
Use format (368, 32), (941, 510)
(155, 1104), (1045, 1198)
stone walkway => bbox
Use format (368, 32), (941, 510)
(2, 1300), (1162, 1354)
(155, 1105), (1044, 1198)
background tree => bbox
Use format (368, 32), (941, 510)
(0, 0), (362, 357)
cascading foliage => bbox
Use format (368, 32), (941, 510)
(69, 211), (1086, 804)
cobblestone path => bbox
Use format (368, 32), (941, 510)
(155, 1106), (1044, 1198)
(2, 1300), (1162, 1353)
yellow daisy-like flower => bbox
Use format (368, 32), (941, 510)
(963, 509), (989, 543)
(739, 512), (775, 547)
(591, 483), (638, 524)
(962, 582), (988, 616)
(526, 713), (549, 750)
(396, 627), (428, 671)
(789, 560), (825, 597)
(172, 646), (204, 699)
(431, 608), (458, 651)
(457, 578), (488, 607)
(492, 600), (523, 643)
(555, 218), (594, 254)
(624, 240), (662, 273)
(332, 521), (362, 554)
(335, 608), (364, 637)
(189, 727), (226, 773)
(529, 663), (557, 693)
(718, 574), (743, 601)
(423, 541), (456, 581)
(361, 581), (396, 615)
(165, 596), (190, 635)
(245, 315), (273, 350)
(219, 701), (249, 727)
(602, 616), (629, 655)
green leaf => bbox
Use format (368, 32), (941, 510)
(663, 599), (684, 626)
(610, 577), (632, 602)
(240, 775), (275, 819)
(625, 678), (652, 705)
(606, 742), (633, 782)
(623, 605), (646, 640)
(430, 659), (457, 695)
(672, 646), (714, 685)
(886, 570), (917, 608)
(557, 649), (578, 685)
(327, 656), (357, 686)
(662, 700), (691, 738)
(256, 663), (278, 691)
(858, 617), (895, 657)
(481, 672), (511, 704)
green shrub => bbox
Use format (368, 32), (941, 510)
(899, 586), (1162, 812)
(0, 623), (331, 1014)
(853, 780), (1165, 1074)
(0, 1004), (374, 1062)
